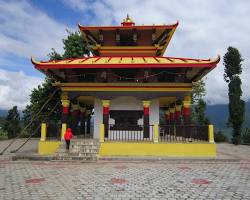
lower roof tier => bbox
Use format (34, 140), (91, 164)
(32, 55), (219, 69)
(32, 55), (220, 82)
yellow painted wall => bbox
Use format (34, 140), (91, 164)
(38, 141), (61, 155)
(99, 142), (216, 157)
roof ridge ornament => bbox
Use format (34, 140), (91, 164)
(121, 14), (135, 26)
(31, 56), (39, 65)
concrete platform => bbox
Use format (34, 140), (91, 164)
(1, 138), (250, 163)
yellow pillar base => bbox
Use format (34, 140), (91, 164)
(208, 124), (215, 143)
(99, 123), (105, 143)
(61, 123), (67, 140)
(153, 124), (159, 143)
(40, 123), (47, 141)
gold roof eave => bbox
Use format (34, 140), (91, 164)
(31, 55), (220, 66)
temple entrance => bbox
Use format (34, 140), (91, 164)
(109, 110), (143, 131)
(69, 113), (94, 138)
(106, 110), (153, 141)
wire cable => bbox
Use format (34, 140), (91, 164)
(0, 88), (60, 155)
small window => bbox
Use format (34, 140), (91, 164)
(119, 34), (135, 46)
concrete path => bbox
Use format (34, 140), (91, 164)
(216, 143), (250, 160)
(0, 138), (39, 155)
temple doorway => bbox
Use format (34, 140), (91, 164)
(110, 110), (143, 130)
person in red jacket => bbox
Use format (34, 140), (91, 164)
(64, 128), (73, 151)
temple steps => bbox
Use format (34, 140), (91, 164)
(54, 139), (100, 162)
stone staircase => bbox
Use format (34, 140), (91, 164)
(54, 139), (100, 161)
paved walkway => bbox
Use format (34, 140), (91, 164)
(0, 159), (250, 199)
(0, 140), (250, 199)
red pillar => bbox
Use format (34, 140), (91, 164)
(102, 100), (110, 138)
(79, 106), (86, 135)
(165, 109), (170, 124)
(86, 109), (92, 134)
(170, 106), (175, 124)
(61, 99), (70, 124)
(143, 101), (151, 138)
(60, 92), (69, 140)
(175, 104), (182, 125)
(71, 103), (80, 135)
(183, 96), (191, 124)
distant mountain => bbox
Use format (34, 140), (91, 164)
(206, 100), (250, 138)
(0, 109), (7, 117)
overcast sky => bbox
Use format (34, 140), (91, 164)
(0, 0), (249, 110)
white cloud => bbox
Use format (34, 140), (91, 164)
(62, 0), (89, 11)
(63, 0), (250, 105)
(0, 69), (43, 110)
(0, 0), (69, 110)
(0, 0), (69, 60)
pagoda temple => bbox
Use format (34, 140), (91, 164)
(32, 15), (219, 157)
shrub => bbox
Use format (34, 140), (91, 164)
(0, 128), (8, 140)
(242, 128), (250, 144)
(214, 130), (228, 143)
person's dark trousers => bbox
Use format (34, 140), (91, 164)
(65, 140), (70, 150)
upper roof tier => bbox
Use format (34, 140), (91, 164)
(79, 15), (178, 56)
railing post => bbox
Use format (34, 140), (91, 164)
(208, 124), (214, 143)
(100, 123), (105, 143)
(174, 125), (176, 138)
(61, 123), (67, 140)
(40, 123), (47, 141)
(153, 124), (159, 143)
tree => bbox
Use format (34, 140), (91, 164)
(23, 31), (89, 135)
(192, 80), (210, 125)
(194, 99), (210, 125)
(223, 46), (245, 144)
(62, 31), (90, 59)
(3, 106), (21, 138)
(192, 79), (206, 103)
(22, 78), (61, 136)
(47, 48), (62, 61)
(47, 31), (89, 60)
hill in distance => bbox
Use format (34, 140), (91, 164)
(206, 100), (250, 138)
(0, 110), (7, 117)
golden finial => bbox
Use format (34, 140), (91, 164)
(126, 14), (132, 22)
(121, 14), (135, 26)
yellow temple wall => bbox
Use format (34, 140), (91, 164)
(38, 141), (61, 155)
(99, 142), (216, 157)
